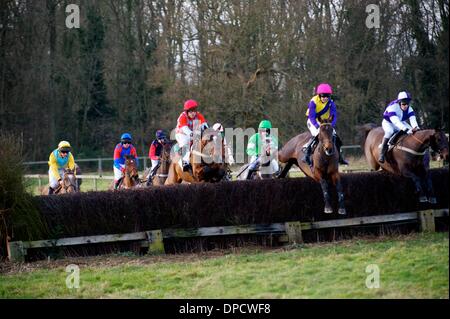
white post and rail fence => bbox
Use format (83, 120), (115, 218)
(7, 208), (448, 262)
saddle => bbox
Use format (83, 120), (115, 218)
(387, 130), (407, 151)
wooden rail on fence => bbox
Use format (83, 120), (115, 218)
(7, 209), (449, 262)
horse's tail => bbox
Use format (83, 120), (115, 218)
(356, 123), (378, 148)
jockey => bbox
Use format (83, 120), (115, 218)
(379, 91), (420, 163)
(175, 99), (209, 172)
(146, 129), (168, 185)
(113, 133), (139, 189)
(245, 120), (279, 179)
(302, 83), (348, 166)
(212, 123), (235, 165)
(47, 141), (76, 194)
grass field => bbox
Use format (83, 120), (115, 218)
(0, 232), (448, 298)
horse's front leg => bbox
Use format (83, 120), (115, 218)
(331, 173), (346, 215)
(424, 170), (436, 204)
(403, 169), (427, 203)
(319, 178), (333, 214)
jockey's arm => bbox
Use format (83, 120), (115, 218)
(246, 134), (258, 157)
(408, 111), (419, 130)
(307, 101), (320, 129)
(389, 115), (409, 132)
(131, 147), (139, 168)
(48, 153), (62, 181)
(113, 146), (123, 170)
(68, 154), (76, 171)
(330, 102), (337, 127)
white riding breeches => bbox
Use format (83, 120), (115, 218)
(113, 166), (124, 182)
(175, 133), (191, 162)
(48, 168), (65, 188)
(382, 119), (412, 139)
(307, 119), (320, 137)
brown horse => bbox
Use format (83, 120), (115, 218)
(361, 124), (449, 203)
(147, 141), (172, 186)
(117, 155), (140, 189)
(165, 128), (226, 185)
(278, 122), (346, 214)
(43, 168), (79, 195)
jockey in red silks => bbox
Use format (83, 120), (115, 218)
(146, 129), (168, 185)
(113, 133), (139, 189)
(302, 83), (348, 166)
(175, 99), (209, 172)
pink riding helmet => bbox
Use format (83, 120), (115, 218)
(316, 83), (333, 95)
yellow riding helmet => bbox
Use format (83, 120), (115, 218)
(58, 141), (71, 151)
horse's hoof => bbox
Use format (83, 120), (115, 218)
(419, 196), (428, 203)
(338, 208), (347, 215)
(324, 208), (333, 214)
(428, 197), (437, 204)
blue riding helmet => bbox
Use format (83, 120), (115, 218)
(156, 130), (166, 140)
(121, 133), (132, 142)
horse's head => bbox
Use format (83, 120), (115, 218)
(430, 130), (449, 162)
(318, 122), (335, 156)
(62, 168), (78, 193)
(124, 155), (139, 178)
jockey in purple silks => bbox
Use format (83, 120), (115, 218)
(302, 83), (348, 166)
(379, 91), (420, 163)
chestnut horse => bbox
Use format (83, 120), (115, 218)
(117, 155), (140, 189)
(278, 122), (346, 214)
(361, 124), (449, 203)
(165, 128), (226, 185)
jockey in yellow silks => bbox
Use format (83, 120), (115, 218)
(48, 140), (76, 194)
(302, 83), (348, 166)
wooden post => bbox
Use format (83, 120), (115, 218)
(285, 221), (303, 244)
(146, 230), (165, 254)
(419, 210), (435, 232)
(8, 241), (26, 262)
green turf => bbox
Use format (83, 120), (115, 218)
(1, 232), (448, 298)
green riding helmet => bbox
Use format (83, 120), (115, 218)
(258, 120), (272, 129)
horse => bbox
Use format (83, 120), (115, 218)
(165, 127), (226, 185)
(146, 140), (172, 186)
(278, 121), (346, 214)
(42, 168), (79, 195)
(360, 124), (449, 203)
(116, 155), (140, 189)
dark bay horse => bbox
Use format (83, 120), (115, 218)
(165, 128), (226, 185)
(278, 122), (346, 214)
(117, 155), (140, 189)
(148, 141), (172, 186)
(361, 124), (449, 203)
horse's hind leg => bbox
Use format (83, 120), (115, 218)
(319, 178), (333, 214)
(332, 173), (346, 215)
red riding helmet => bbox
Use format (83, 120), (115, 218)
(184, 99), (198, 111)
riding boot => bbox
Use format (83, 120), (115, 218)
(338, 149), (349, 165)
(114, 179), (121, 190)
(302, 137), (316, 166)
(48, 187), (54, 195)
(246, 158), (260, 180)
(378, 138), (389, 163)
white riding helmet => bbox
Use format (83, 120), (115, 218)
(212, 123), (224, 132)
(397, 91), (411, 101)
